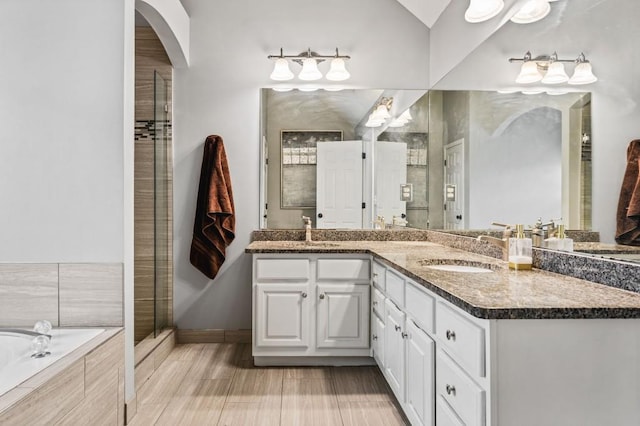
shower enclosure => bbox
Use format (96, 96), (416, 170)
(134, 70), (172, 343)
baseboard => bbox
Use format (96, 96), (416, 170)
(254, 356), (376, 367)
(176, 328), (252, 344)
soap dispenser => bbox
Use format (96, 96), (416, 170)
(508, 224), (532, 270)
(556, 224), (574, 252)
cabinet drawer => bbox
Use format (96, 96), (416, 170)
(372, 261), (386, 291)
(436, 350), (485, 426)
(405, 280), (435, 334)
(372, 287), (385, 319)
(317, 259), (370, 281)
(255, 258), (310, 280)
(385, 269), (405, 307)
(436, 302), (485, 377)
(436, 395), (465, 426)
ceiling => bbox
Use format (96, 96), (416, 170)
(394, 0), (452, 28)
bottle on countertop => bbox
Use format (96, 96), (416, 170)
(546, 224), (573, 252)
(508, 224), (533, 270)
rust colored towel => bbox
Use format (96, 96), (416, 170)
(190, 135), (236, 279)
(615, 139), (640, 245)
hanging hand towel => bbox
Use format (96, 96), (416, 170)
(615, 139), (640, 245)
(190, 135), (236, 279)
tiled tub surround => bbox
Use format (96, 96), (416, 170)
(251, 229), (640, 294)
(0, 328), (124, 425)
(246, 240), (640, 319)
(0, 263), (123, 327)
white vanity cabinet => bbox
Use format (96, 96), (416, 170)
(252, 254), (372, 365)
(373, 261), (640, 426)
(373, 260), (436, 426)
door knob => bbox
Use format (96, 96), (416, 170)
(318, 213), (323, 218)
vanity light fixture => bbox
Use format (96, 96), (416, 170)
(388, 109), (413, 128)
(509, 51), (597, 85)
(465, 0), (504, 23)
(467, 0), (560, 24)
(268, 48), (351, 82)
(510, 0), (551, 24)
(365, 97), (394, 128)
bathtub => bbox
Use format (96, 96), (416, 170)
(0, 328), (104, 396)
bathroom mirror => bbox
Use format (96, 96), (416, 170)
(260, 88), (591, 232)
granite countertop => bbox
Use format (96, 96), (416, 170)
(574, 242), (640, 254)
(245, 240), (640, 320)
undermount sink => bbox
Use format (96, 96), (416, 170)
(419, 259), (500, 273)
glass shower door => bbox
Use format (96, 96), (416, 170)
(153, 71), (170, 337)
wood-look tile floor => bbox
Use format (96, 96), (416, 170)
(129, 343), (408, 426)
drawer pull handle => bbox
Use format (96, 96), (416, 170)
(301, 292), (307, 298)
(401, 332), (408, 339)
(395, 325), (401, 332)
(373, 272), (378, 277)
(372, 334), (378, 340)
(446, 384), (456, 396)
(446, 330), (456, 341)
(319, 293), (325, 299)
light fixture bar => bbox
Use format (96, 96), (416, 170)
(268, 47), (350, 62)
(509, 51), (597, 86)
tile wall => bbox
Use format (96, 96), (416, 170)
(0, 263), (123, 327)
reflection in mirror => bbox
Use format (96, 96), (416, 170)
(429, 90), (591, 232)
(259, 89), (592, 234)
(260, 88), (429, 229)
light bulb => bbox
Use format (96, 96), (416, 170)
(511, 0), (551, 24)
(269, 58), (294, 81)
(298, 58), (322, 81)
(326, 58), (350, 81)
(568, 62), (598, 85)
(541, 61), (569, 84)
(465, 0), (505, 23)
(515, 61), (543, 84)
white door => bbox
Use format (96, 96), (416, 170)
(316, 283), (370, 349)
(384, 298), (406, 402)
(316, 141), (363, 228)
(375, 142), (407, 226)
(255, 283), (309, 348)
(444, 139), (465, 230)
(405, 320), (435, 426)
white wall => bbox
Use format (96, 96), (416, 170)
(0, 0), (126, 262)
(433, 0), (640, 242)
(173, 0), (429, 329)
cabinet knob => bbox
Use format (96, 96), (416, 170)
(446, 384), (456, 396)
(372, 334), (378, 340)
(373, 301), (378, 306)
(446, 330), (456, 341)
(395, 325), (401, 332)
(373, 272), (378, 277)
(401, 332), (408, 339)
(301, 292), (307, 298)
(319, 293), (325, 299)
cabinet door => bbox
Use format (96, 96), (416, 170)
(384, 299), (406, 402)
(255, 283), (309, 347)
(372, 313), (385, 368)
(406, 320), (435, 426)
(316, 284), (370, 349)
